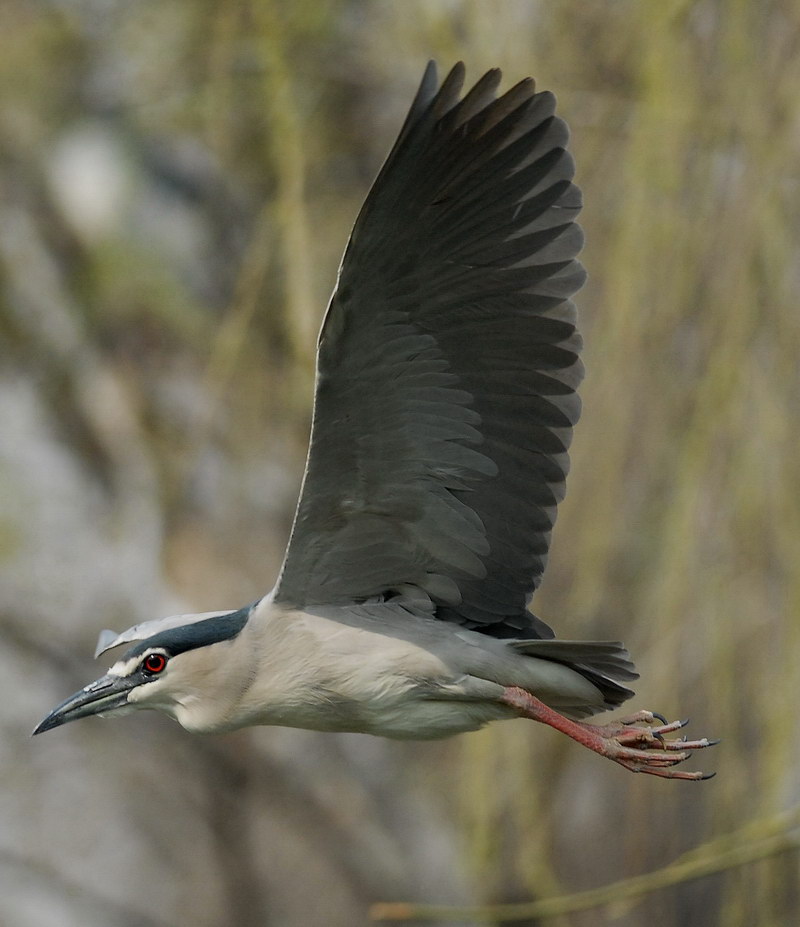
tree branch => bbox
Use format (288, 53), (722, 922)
(370, 808), (800, 923)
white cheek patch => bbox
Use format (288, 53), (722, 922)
(127, 673), (173, 710)
(108, 656), (142, 678)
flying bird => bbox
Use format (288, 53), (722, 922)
(35, 62), (716, 779)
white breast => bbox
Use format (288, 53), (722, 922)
(217, 599), (601, 739)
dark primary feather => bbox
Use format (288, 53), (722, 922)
(274, 62), (586, 640)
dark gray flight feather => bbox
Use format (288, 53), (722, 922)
(274, 62), (586, 640)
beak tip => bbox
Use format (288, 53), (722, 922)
(32, 714), (61, 736)
(31, 674), (133, 738)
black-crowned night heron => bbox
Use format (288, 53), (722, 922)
(35, 63), (716, 779)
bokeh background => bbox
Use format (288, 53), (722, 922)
(2, 1), (798, 925)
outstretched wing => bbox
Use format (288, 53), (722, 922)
(273, 62), (585, 639)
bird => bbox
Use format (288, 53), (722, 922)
(34, 62), (716, 779)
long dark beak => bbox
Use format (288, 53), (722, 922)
(33, 674), (137, 735)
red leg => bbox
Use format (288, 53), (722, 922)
(502, 687), (717, 780)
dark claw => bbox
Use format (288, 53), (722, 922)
(652, 711), (668, 725)
(700, 771), (717, 780)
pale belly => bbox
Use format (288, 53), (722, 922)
(241, 682), (518, 740)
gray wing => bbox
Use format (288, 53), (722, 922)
(273, 62), (585, 639)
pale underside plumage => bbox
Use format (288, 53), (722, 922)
(274, 61), (586, 640)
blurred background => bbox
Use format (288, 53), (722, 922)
(1, 1), (798, 925)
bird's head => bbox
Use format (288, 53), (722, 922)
(33, 605), (255, 736)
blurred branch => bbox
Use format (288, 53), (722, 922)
(0, 189), (163, 565)
(254, 0), (317, 374)
(370, 807), (800, 923)
(200, 201), (275, 436)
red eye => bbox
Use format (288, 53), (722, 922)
(142, 653), (167, 675)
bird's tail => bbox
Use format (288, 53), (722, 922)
(510, 639), (638, 713)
